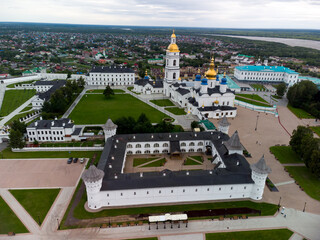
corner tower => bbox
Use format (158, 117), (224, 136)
(164, 30), (180, 97)
(103, 119), (117, 141)
(218, 115), (230, 134)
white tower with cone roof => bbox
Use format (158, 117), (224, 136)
(250, 155), (271, 200)
(103, 119), (117, 141)
(218, 115), (230, 134)
(224, 130), (244, 155)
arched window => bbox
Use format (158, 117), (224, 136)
(197, 142), (203, 146)
(136, 144), (141, 148)
(154, 150), (159, 153)
(197, 148), (202, 152)
(189, 142), (195, 146)
(173, 60), (176, 66)
(127, 144), (132, 148)
(189, 149), (194, 152)
(181, 142), (186, 147)
(163, 143), (169, 147)
(127, 151), (133, 154)
(162, 149), (168, 153)
(145, 143), (150, 148)
(154, 143), (159, 147)
(136, 150), (142, 154)
(181, 149), (186, 152)
(144, 150), (150, 154)
(173, 73), (176, 79)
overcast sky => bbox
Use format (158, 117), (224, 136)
(1, 0), (320, 29)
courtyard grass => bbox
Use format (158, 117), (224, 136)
(142, 158), (166, 167)
(205, 229), (293, 240)
(87, 89), (125, 93)
(125, 238), (157, 240)
(191, 155), (204, 162)
(285, 166), (320, 201)
(271, 95), (282, 100)
(0, 148), (102, 159)
(150, 99), (175, 107)
(184, 157), (202, 165)
(164, 107), (186, 115)
(69, 94), (168, 124)
(10, 189), (60, 226)
(310, 126), (320, 137)
(235, 96), (272, 107)
(133, 157), (158, 167)
(269, 146), (302, 164)
(0, 89), (36, 116)
(287, 104), (315, 119)
(250, 84), (266, 91)
(236, 94), (268, 103)
(0, 196), (28, 234)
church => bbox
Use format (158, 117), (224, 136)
(134, 31), (237, 119)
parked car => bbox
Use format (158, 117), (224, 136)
(73, 158), (78, 163)
(80, 158), (85, 164)
(67, 158), (73, 164)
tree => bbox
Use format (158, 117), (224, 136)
(287, 81), (318, 108)
(289, 126), (313, 155)
(10, 120), (27, 133)
(301, 135), (319, 167)
(67, 71), (72, 79)
(191, 121), (199, 129)
(9, 129), (25, 149)
(309, 150), (320, 177)
(276, 83), (286, 97)
(103, 85), (114, 99)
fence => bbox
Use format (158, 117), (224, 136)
(12, 146), (104, 152)
(235, 100), (278, 116)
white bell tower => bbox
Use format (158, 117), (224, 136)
(164, 30), (180, 97)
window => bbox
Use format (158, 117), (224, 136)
(127, 144), (132, 148)
(173, 72), (176, 79)
(145, 143), (150, 148)
(136, 150), (142, 154)
(163, 143), (168, 147)
(195, 189), (198, 192)
(121, 193), (123, 196)
(127, 151), (133, 154)
(147, 191), (149, 194)
(144, 150), (150, 154)
(219, 188), (221, 191)
(173, 60), (176, 66)
(162, 150), (168, 153)
(159, 190), (161, 194)
(189, 142), (195, 146)
(154, 143), (159, 147)
(189, 149), (194, 152)
(153, 150), (159, 153)
(107, 194), (109, 197)
(231, 187), (233, 190)
(171, 190), (173, 193)
(136, 144), (141, 148)
(134, 192), (136, 195)
(198, 142), (203, 146)
(181, 142), (186, 147)
(244, 186), (246, 189)
(183, 189), (185, 192)
(207, 188), (210, 191)
(197, 148), (202, 152)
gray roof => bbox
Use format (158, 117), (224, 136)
(134, 79), (163, 88)
(34, 80), (56, 86)
(176, 88), (190, 96)
(96, 131), (254, 191)
(27, 118), (73, 129)
(218, 116), (230, 127)
(250, 155), (271, 174)
(37, 80), (66, 101)
(82, 165), (105, 183)
(224, 131), (244, 151)
(90, 65), (134, 73)
(198, 105), (237, 112)
(103, 119), (117, 131)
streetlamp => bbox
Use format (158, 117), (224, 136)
(303, 202), (306, 212)
(255, 114), (259, 131)
(278, 196), (282, 208)
(37, 215), (41, 225)
(57, 218), (60, 230)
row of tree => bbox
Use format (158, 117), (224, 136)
(42, 77), (85, 119)
(114, 113), (183, 134)
(289, 126), (320, 177)
(9, 120), (27, 149)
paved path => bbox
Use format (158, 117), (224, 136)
(275, 180), (295, 187)
(0, 84), (6, 110)
(62, 88), (86, 118)
(0, 95), (36, 126)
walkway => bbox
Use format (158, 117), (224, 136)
(62, 88), (86, 118)
(0, 84), (6, 111)
(0, 96), (36, 126)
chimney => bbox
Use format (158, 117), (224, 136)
(35, 122), (38, 126)
(51, 121), (54, 126)
(40, 116), (43, 120)
(54, 116), (57, 120)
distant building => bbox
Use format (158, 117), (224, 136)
(148, 58), (164, 65)
(26, 118), (81, 142)
(234, 65), (299, 85)
(86, 66), (135, 86)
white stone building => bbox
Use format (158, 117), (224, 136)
(86, 66), (135, 86)
(234, 66), (299, 86)
(82, 130), (271, 210)
(133, 71), (164, 94)
(26, 118), (81, 142)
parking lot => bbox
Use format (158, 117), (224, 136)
(0, 158), (86, 188)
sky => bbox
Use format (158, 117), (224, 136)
(1, 0), (320, 29)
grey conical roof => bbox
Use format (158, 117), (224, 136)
(82, 165), (105, 182)
(224, 130), (244, 151)
(218, 116), (230, 127)
(103, 118), (117, 131)
(251, 155), (271, 174)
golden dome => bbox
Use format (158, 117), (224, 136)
(145, 70), (148, 76)
(167, 43), (179, 52)
(205, 57), (217, 80)
(171, 29), (176, 38)
(214, 100), (219, 104)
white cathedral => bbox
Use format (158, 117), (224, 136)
(134, 31), (237, 120)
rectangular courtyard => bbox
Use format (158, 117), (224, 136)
(69, 94), (169, 124)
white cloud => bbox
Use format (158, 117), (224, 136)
(1, 0), (319, 28)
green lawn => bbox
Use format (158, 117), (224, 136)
(39, 139), (104, 148)
(236, 96), (272, 107)
(0, 196), (28, 234)
(0, 148), (102, 159)
(10, 189), (60, 226)
(236, 94), (268, 103)
(250, 84), (266, 91)
(310, 126), (320, 137)
(191, 155), (203, 162)
(125, 238), (157, 240)
(269, 146), (302, 164)
(133, 157), (158, 167)
(272, 95), (282, 99)
(206, 229), (293, 240)
(0, 89), (36, 116)
(87, 89), (125, 93)
(287, 104), (315, 119)
(285, 166), (320, 201)
(142, 158), (166, 167)
(184, 157), (202, 165)
(21, 105), (33, 112)
(165, 107), (186, 115)
(69, 94), (168, 124)
(150, 99), (175, 107)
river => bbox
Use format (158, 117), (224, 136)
(210, 34), (320, 51)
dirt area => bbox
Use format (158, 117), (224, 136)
(123, 153), (214, 173)
(0, 159), (86, 188)
(210, 105), (320, 214)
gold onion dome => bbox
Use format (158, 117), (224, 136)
(171, 29), (176, 38)
(205, 57), (217, 80)
(167, 43), (179, 52)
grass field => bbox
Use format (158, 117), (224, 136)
(250, 84), (266, 91)
(125, 238), (157, 240)
(235, 96), (272, 107)
(269, 146), (302, 164)
(184, 157), (202, 165)
(150, 99), (175, 107)
(0, 89), (36, 116)
(0, 196), (28, 234)
(310, 126), (320, 137)
(164, 107), (186, 115)
(133, 157), (158, 167)
(287, 104), (315, 119)
(69, 94), (168, 124)
(236, 94), (268, 103)
(0, 148), (102, 159)
(285, 166), (320, 201)
(206, 229), (293, 240)
(86, 89), (125, 93)
(10, 189), (60, 225)
(142, 158), (166, 167)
